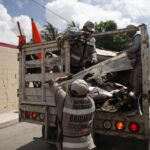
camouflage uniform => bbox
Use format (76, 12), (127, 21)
(126, 33), (142, 95)
(50, 82), (96, 150)
(65, 27), (97, 74)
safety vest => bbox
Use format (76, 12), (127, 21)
(50, 82), (95, 150)
(61, 95), (95, 150)
(70, 37), (96, 67)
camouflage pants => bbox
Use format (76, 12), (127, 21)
(129, 62), (142, 96)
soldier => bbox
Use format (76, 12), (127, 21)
(48, 77), (96, 150)
(116, 25), (142, 114)
(65, 21), (97, 74)
(125, 25), (142, 96)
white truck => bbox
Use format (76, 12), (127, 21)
(18, 24), (149, 150)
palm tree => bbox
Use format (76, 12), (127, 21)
(67, 21), (79, 29)
(41, 22), (58, 41)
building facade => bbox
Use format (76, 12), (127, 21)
(0, 42), (18, 112)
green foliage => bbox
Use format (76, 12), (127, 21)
(95, 20), (129, 51)
(41, 21), (79, 41)
(41, 22), (58, 41)
(41, 20), (130, 51)
(67, 21), (79, 29)
(95, 20), (117, 32)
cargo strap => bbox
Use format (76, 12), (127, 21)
(56, 93), (67, 150)
(79, 40), (87, 64)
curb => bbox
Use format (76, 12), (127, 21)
(0, 118), (18, 129)
(0, 110), (19, 129)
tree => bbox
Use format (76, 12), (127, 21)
(66, 21), (79, 29)
(95, 20), (117, 32)
(41, 22), (58, 41)
(95, 20), (129, 51)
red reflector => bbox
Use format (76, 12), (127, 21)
(25, 111), (30, 118)
(31, 112), (38, 119)
(129, 123), (139, 132)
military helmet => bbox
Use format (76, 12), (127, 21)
(126, 24), (137, 32)
(71, 79), (89, 96)
(126, 24), (136, 29)
(126, 24), (137, 35)
(83, 21), (95, 32)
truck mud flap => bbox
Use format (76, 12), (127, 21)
(42, 126), (57, 140)
(94, 134), (149, 150)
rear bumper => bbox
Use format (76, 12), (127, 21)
(94, 134), (149, 150)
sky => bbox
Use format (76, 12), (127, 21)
(0, 0), (150, 45)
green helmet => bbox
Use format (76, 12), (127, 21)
(83, 21), (95, 32)
(126, 24), (136, 29)
(71, 79), (89, 96)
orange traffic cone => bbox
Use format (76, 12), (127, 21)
(31, 18), (42, 60)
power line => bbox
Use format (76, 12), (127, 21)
(31, 0), (70, 24)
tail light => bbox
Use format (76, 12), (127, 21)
(31, 112), (38, 119)
(115, 121), (125, 131)
(129, 122), (139, 132)
(103, 120), (112, 129)
(25, 111), (30, 118)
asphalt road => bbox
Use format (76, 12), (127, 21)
(0, 122), (56, 150)
(0, 121), (149, 150)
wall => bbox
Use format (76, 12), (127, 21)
(0, 43), (18, 112)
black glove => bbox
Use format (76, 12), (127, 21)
(67, 74), (73, 80)
(48, 79), (55, 87)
